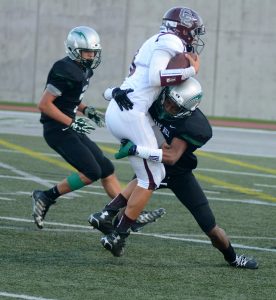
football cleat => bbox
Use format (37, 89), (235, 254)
(229, 254), (258, 269)
(131, 208), (166, 232)
(100, 231), (129, 257)
(31, 190), (56, 229)
(88, 211), (115, 235)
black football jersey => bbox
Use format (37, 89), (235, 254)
(40, 57), (93, 130)
(149, 102), (212, 174)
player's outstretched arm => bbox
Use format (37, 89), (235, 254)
(103, 87), (134, 111)
(114, 138), (187, 165)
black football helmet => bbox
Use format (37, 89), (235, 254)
(161, 7), (206, 54)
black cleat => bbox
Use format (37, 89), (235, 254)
(31, 190), (56, 229)
(130, 208), (166, 232)
(229, 254), (258, 269)
(100, 231), (129, 257)
(88, 211), (114, 235)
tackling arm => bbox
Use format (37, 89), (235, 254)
(115, 137), (188, 165)
(161, 138), (188, 165)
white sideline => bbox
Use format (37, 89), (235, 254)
(0, 291), (57, 300)
(1, 216), (276, 253)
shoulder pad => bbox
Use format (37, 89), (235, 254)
(178, 109), (212, 147)
(155, 33), (184, 56)
(51, 57), (85, 82)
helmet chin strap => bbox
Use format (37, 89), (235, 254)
(80, 58), (93, 68)
(186, 44), (194, 53)
(77, 50), (101, 69)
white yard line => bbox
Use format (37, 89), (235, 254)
(0, 291), (57, 300)
(159, 233), (276, 240)
(208, 196), (276, 206)
(0, 162), (53, 188)
(1, 216), (275, 253)
(0, 174), (58, 183)
(254, 183), (276, 188)
(0, 197), (14, 201)
(0, 162), (79, 199)
(197, 168), (276, 179)
(138, 232), (276, 253)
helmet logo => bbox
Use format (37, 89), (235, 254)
(74, 31), (88, 47)
(179, 9), (195, 28)
(75, 31), (87, 39)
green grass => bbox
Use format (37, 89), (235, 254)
(0, 101), (37, 107)
(0, 133), (275, 300)
(206, 115), (276, 125)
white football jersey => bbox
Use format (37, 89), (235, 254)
(120, 33), (185, 112)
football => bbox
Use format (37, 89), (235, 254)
(166, 52), (197, 69)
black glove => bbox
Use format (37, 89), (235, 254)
(112, 88), (134, 111)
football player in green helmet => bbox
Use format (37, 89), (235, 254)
(91, 78), (258, 269)
(32, 26), (164, 231)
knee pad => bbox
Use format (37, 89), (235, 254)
(83, 168), (102, 182)
(100, 157), (115, 179)
(83, 157), (114, 181)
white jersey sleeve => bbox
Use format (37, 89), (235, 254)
(155, 33), (196, 86)
(149, 33), (194, 87)
(119, 33), (186, 112)
(103, 87), (116, 101)
(148, 50), (172, 86)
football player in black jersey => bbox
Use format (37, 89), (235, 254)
(31, 26), (121, 229)
(32, 26), (164, 231)
(91, 78), (258, 269)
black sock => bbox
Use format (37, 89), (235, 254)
(219, 243), (236, 263)
(44, 186), (61, 201)
(105, 193), (128, 214)
(116, 213), (135, 233)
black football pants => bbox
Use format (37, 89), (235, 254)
(158, 171), (216, 233)
(43, 128), (115, 181)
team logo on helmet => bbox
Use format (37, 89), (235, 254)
(179, 9), (196, 28)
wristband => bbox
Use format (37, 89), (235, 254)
(135, 146), (163, 163)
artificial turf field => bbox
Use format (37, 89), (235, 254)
(0, 132), (275, 300)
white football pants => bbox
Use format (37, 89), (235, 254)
(105, 100), (165, 189)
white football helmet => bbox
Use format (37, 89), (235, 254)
(65, 26), (102, 69)
(158, 77), (203, 120)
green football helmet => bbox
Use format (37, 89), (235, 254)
(65, 26), (102, 69)
(156, 77), (203, 120)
